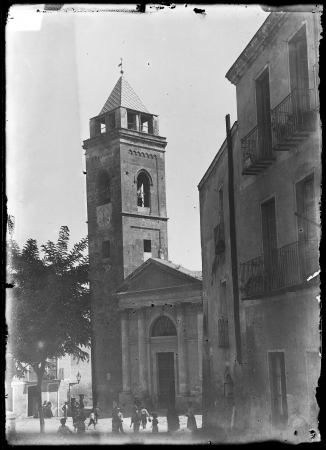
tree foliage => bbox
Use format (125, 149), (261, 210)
(6, 226), (90, 429)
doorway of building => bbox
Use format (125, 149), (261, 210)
(28, 385), (39, 417)
(157, 352), (175, 408)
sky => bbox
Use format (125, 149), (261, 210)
(6, 4), (270, 271)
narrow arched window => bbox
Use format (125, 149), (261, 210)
(137, 172), (150, 208)
(151, 316), (177, 337)
(97, 171), (110, 206)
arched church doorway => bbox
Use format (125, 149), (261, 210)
(151, 315), (177, 408)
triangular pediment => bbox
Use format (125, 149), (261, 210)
(100, 76), (149, 115)
(113, 259), (202, 294)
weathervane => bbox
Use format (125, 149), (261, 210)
(118, 58), (124, 75)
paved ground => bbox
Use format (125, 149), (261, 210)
(7, 412), (209, 446)
(7, 413), (319, 445)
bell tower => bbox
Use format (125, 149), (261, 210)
(83, 74), (168, 410)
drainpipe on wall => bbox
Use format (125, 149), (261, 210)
(226, 114), (242, 365)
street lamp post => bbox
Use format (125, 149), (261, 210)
(67, 372), (81, 405)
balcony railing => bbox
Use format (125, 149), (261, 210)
(271, 89), (317, 150)
(240, 240), (319, 297)
(241, 123), (276, 175)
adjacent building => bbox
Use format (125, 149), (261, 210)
(199, 11), (320, 439)
(9, 352), (91, 418)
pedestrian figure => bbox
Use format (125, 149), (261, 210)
(46, 401), (53, 418)
(62, 402), (69, 420)
(79, 395), (85, 411)
(75, 415), (86, 435)
(140, 405), (149, 429)
(87, 410), (96, 430)
(134, 396), (141, 409)
(94, 405), (100, 424)
(167, 405), (180, 434)
(112, 406), (120, 434)
(151, 412), (159, 434)
(130, 406), (141, 433)
(117, 408), (125, 434)
(185, 401), (197, 432)
(72, 412), (78, 430)
(57, 418), (73, 437)
(42, 401), (47, 417)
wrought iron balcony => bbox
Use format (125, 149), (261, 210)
(240, 240), (319, 298)
(271, 89), (317, 151)
(241, 123), (276, 175)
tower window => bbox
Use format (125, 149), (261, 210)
(144, 239), (152, 261)
(127, 112), (138, 130)
(97, 171), (111, 206)
(108, 113), (115, 130)
(144, 240), (151, 252)
(140, 114), (153, 134)
(102, 240), (111, 259)
(137, 172), (151, 208)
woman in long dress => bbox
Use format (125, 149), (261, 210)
(186, 401), (197, 432)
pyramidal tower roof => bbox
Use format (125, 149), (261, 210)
(99, 76), (149, 115)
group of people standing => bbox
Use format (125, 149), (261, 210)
(58, 396), (197, 439)
(57, 404), (100, 439)
(115, 396), (197, 436)
(42, 401), (53, 418)
(129, 404), (158, 434)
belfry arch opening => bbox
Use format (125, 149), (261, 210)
(97, 171), (111, 206)
(137, 171), (151, 208)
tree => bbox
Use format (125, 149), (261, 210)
(6, 226), (90, 433)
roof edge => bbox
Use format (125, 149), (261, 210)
(225, 12), (289, 85)
(112, 258), (202, 294)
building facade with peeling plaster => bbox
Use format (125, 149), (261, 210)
(199, 11), (320, 439)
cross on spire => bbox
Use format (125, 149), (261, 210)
(118, 58), (124, 75)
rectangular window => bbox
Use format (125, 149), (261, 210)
(261, 198), (277, 271)
(296, 174), (318, 276)
(256, 68), (272, 157)
(144, 239), (152, 261)
(102, 240), (111, 259)
(127, 112), (138, 130)
(42, 358), (57, 380)
(268, 352), (288, 428)
(218, 186), (224, 224)
(289, 24), (315, 130)
(214, 224), (225, 255)
(218, 282), (229, 347)
(109, 113), (115, 129)
(289, 25), (309, 95)
(296, 174), (317, 241)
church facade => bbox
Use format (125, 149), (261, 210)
(113, 258), (202, 411)
(83, 75), (202, 412)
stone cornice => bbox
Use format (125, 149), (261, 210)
(119, 296), (202, 310)
(120, 211), (168, 221)
(114, 282), (202, 298)
(83, 128), (167, 151)
(225, 12), (289, 85)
